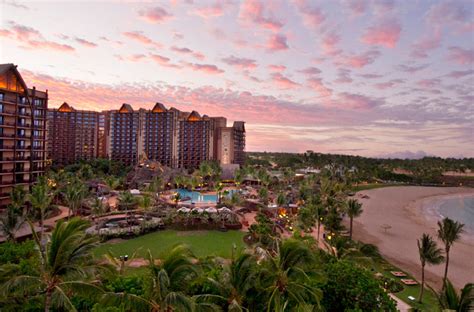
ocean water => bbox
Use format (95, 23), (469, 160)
(436, 195), (474, 234)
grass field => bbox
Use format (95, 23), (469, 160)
(94, 230), (246, 259)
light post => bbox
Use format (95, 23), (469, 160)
(119, 254), (129, 274)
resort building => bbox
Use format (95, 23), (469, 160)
(217, 121), (246, 166)
(142, 103), (179, 168)
(0, 64), (48, 208)
(177, 111), (213, 169)
(107, 104), (142, 166)
(47, 103), (101, 165)
(47, 102), (246, 170)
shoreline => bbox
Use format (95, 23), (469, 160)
(352, 186), (474, 289)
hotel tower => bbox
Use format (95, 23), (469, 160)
(0, 64), (48, 208)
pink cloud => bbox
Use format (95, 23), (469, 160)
(138, 6), (173, 23)
(446, 69), (474, 78)
(1, 21), (74, 53)
(359, 73), (383, 79)
(75, 37), (97, 48)
(410, 29), (442, 58)
(294, 0), (326, 28)
(307, 77), (332, 97)
(334, 68), (352, 84)
(170, 46), (205, 60)
(345, 0), (367, 17)
(298, 67), (321, 76)
(339, 50), (381, 68)
(150, 54), (180, 68)
(321, 32), (341, 56)
(397, 63), (429, 73)
(271, 73), (300, 89)
(417, 78), (441, 88)
(222, 55), (257, 70)
(190, 3), (225, 18)
(447, 46), (474, 65)
(267, 64), (286, 72)
(331, 92), (382, 110)
(115, 54), (147, 62)
(266, 34), (289, 51)
(374, 79), (403, 90)
(361, 19), (401, 48)
(123, 31), (162, 47)
(239, 0), (283, 32)
(181, 62), (225, 74)
(425, 1), (469, 26)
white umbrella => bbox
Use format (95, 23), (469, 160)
(177, 207), (190, 213)
(205, 207), (218, 214)
(218, 207), (232, 214)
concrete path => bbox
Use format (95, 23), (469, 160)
(390, 294), (412, 312)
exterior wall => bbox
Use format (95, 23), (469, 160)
(47, 109), (99, 165)
(0, 66), (48, 208)
(232, 121), (246, 166)
(217, 127), (233, 165)
(143, 109), (179, 167)
(108, 109), (140, 166)
(177, 118), (211, 169)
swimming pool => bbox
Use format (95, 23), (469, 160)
(176, 188), (236, 203)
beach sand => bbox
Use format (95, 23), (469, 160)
(352, 186), (474, 289)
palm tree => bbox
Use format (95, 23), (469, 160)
(0, 187), (27, 242)
(259, 239), (323, 311)
(437, 217), (464, 286)
(104, 176), (121, 191)
(139, 194), (153, 218)
(277, 192), (286, 208)
(63, 178), (88, 217)
(0, 218), (104, 312)
(143, 245), (198, 311)
(28, 176), (53, 249)
(417, 233), (444, 303)
(346, 199), (363, 240)
(207, 252), (257, 311)
(0, 205), (26, 243)
(430, 279), (474, 312)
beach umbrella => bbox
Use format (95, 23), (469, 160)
(218, 207), (232, 214)
(205, 207), (218, 214)
(177, 207), (190, 213)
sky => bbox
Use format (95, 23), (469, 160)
(0, 0), (473, 158)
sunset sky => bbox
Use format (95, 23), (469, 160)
(1, 0), (473, 158)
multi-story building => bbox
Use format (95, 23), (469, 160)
(177, 111), (212, 169)
(0, 64), (48, 208)
(107, 104), (141, 166)
(47, 102), (100, 165)
(142, 103), (179, 168)
(216, 121), (246, 166)
(47, 102), (246, 170)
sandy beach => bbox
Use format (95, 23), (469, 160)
(352, 186), (474, 289)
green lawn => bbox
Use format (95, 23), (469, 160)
(94, 230), (246, 259)
(373, 260), (438, 311)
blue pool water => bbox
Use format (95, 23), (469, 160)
(176, 188), (236, 203)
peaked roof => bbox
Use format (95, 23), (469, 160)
(152, 102), (167, 113)
(58, 102), (74, 112)
(0, 63), (28, 94)
(119, 103), (134, 113)
(187, 110), (201, 121)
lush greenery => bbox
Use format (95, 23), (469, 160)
(247, 151), (474, 186)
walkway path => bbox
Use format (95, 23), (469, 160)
(0, 205), (70, 242)
(389, 294), (411, 312)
